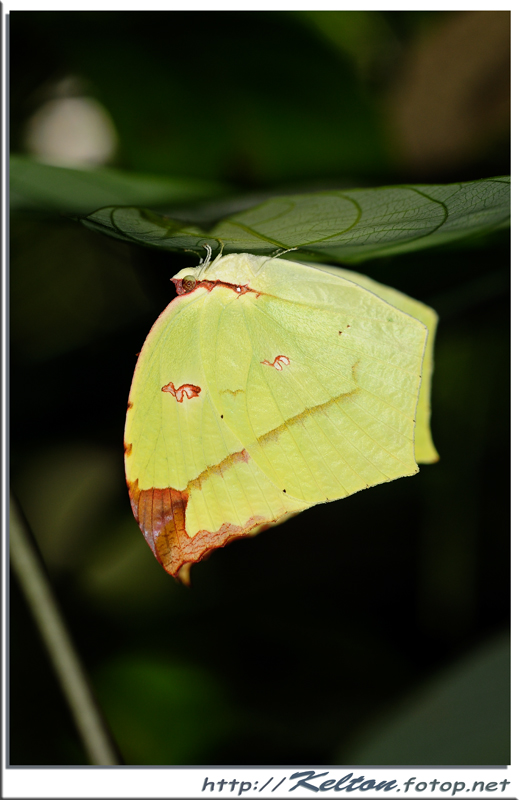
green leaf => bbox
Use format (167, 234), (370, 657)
(80, 177), (509, 263)
(10, 155), (227, 215)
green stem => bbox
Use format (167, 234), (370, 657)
(9, 493), (122, 766)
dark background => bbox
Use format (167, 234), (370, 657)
(9, 11), (510, 766)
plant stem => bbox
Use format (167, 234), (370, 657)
(9, 493), (122, 766)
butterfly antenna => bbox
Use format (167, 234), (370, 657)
(200, 243), (213, 273)
(270, 246), (298, 260)
(183, 248), (202, 262)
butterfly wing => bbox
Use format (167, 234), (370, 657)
(201, 261), (428, 505)
(124, 286), (307, 582)
(310, 263), (439, 464)
(126, 255), (429, 582)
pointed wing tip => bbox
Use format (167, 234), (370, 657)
(128, 479), (285, 581)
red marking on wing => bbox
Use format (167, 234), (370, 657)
(124, 442), (132, 456)
(162, 382), (201, 402)
(172, 277), (261, 297)
(127, 479), (268, 584)
(127, 401), (133, 410)
(261, 355), (290, 371)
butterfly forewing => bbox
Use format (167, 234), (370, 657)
(124, 286), (306, 578)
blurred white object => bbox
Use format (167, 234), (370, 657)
(24, 96), (118, 168)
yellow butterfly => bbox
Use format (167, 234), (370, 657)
(125, 250), (438, 584)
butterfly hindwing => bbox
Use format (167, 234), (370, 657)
(202, 275), (426, 504)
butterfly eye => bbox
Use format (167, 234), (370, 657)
(182, 276), (197, 293)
